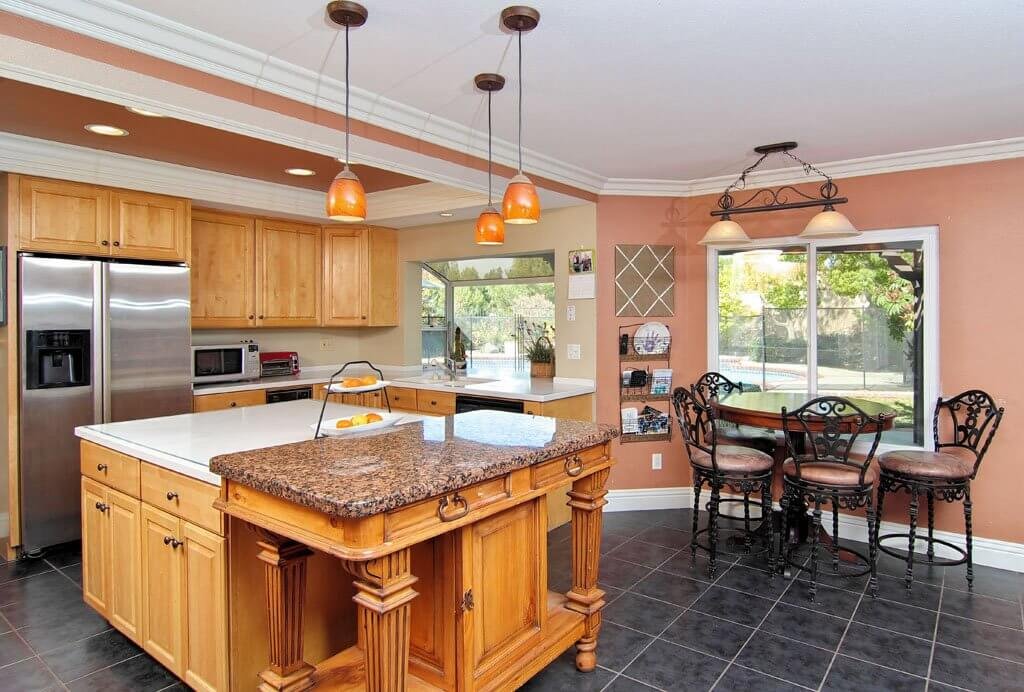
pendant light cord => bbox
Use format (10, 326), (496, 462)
(517, 29), (523, 173)
(487, 89), (493, 205)
(344, 22), (351, 167)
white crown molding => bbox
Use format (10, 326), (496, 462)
(0, 132), (487, 225)
(602, 136), (1024, 197)
(605, 487), (1024, 573)
(0, 0), (607, 194)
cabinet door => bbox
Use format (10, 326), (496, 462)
(458, 501), (544, 684)
(19, 177), (110, 254)
(106, 487), (142, 640)
(182, 522), (228, 692)
(110, 191), (189, 262)
(191, 389), (266, 413)
(81, 477), (110, 615)
(191, 211), (256, 328)
(366, 227), (398, 326)
(141, 504), (185, 675)
(321, 227), (367, 326)
(256, 219), (321, 327)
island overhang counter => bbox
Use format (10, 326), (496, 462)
(210, 410), (618, 692)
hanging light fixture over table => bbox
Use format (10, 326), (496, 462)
(700, 142), (859, 245)
(325, 1), (368, 222)
(500, 6), (541, 224)
(474, 73), (507, 245)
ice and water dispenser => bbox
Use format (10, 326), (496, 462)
(25, 330), (90, 390)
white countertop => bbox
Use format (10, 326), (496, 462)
(75, 400), (427, 484)
(192, 365), (594, 403)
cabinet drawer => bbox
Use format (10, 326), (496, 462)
(81, 441), (140, 497)
(531, 445), (608, 490)
(192, 389), (266, 412)
(386, 386), (418, 411)
(141, 463), (223, 535)
(416, 390), (456, 415)
(385, 475), (510, 541)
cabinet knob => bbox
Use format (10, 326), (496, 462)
(564, 454), (584, 477)
(95, 502), (108, 513)
(166, 491), (179, 501)
(258, 315), (264, 319)
(229, 402), (237, 408)
(430, 400), (437, 406)
(101, 240), (110, 246)
(163, 536), (182, 549)
(112, 240), (120, 247)
(96, 463), (108, 472)
(362, 315), (367, 319)
(248, 314), (255, 320)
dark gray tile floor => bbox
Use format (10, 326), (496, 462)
(2, 509), (1022, 691)
(525, 508), (1024, 692)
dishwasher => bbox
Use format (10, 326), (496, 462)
(455, 394), (524, 414)
(265, 385), (313, 403)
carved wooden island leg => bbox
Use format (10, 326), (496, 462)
(341, 549), (419, 692)
(565, 468), (610, 672)
(254, 529), (316, 692)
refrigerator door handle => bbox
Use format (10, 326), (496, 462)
(98, 263), (111, 422)
(93, 262), (105, 423)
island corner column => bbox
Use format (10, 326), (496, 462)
(564, 466), (611, 672)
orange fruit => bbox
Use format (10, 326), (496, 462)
(351, 414), (370, 426)
(342, 378), (363, 388)
(335, 419), (353, 429)
(366, 413), (383, 423)
(360, 375), (377, 386)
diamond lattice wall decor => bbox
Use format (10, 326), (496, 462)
(614, 244), (675, 317)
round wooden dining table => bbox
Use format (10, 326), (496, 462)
(711, 390), (897, 432)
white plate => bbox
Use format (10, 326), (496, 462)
(327, 380), (391, 394)
(633, 322), (670, 355)
(311, 411), (403, 436)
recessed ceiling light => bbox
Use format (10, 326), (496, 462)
(439, 211), (455, 218)
(125, 106), (166, 118)
(284, 168), (316, 177)
(84, 124), (129, 137)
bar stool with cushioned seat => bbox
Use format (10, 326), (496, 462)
(877, 390), (1004, 591)
(672, 386), (774, 577)
(780, 396), (888, 600)
(693, 372), (779, 456)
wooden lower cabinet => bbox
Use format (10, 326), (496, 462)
(192, 389), (266, 412)
(81, 478), (110, 615)
(141, 503), (186, 675)
(182, 523), (229, 692)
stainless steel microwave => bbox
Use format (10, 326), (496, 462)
(191, 343), (260, 384)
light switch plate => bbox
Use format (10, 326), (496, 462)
(567, 344), (581, 360)
(567, 304), (576, 321)
(652, 453), (662, 470)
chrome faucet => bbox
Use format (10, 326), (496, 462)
(428, 358), (457, 382)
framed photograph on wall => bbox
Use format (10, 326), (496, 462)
(569, 248), (594, 274)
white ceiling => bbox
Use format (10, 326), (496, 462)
(11, 0), (1024, 184)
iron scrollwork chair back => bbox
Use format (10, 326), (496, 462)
(693, 372), (744, 406)
(781, 396), (886, 487)
(934, 389), (1004, 478)
(672, 386), (717, 471)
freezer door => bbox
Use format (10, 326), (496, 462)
(19, 256), (101, 551)
(105, 263), (192, 422)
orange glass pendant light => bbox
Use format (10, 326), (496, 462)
(474, 73), (506, 245)
(500, 6), (541, 224)
(326, 1), (368, 222)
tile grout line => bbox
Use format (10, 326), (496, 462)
(65, 652), (146, 685)
(924, 570), (945, 692)
(814, 575), (869, 692)
(0, 608), (70, 691)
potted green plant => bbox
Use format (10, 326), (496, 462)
(524, 322), (555, 378)
(449, 326), (468, 371)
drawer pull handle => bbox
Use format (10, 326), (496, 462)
(101, 240), (109, 246)
(96, 463), (108, 472)
(95, 502), (108, 513)
(565, 454), (584, 477)
(437, 493), (469, 522)
(164, 536), (183, 549)
(166, 491), (179, 501)
(229, 402), (237, 408)
(112, 240), (121, 247)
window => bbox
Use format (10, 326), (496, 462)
(421, 253), (556, 375)
(710, 228), (937, 447)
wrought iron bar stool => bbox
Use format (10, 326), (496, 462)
(876, 390), (1004, 591)
(672, 386), (774, 577)
(693, 372), (779, 456)
(780, 397), (889, 600)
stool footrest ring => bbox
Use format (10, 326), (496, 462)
(877, 533), (968, 568)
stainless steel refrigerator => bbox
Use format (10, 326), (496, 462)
(19, 255), (192, 552)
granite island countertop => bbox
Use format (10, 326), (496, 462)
(210, 410), (618, 518)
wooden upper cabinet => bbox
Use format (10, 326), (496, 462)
(256, 219), (321, 327)
(20, 177), (110, 254)
(191, 211), (257, 329)
(110, 191), (189, 262)
(322, 226), (398, 327)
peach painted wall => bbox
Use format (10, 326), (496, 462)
(597, 157), (1024, 544)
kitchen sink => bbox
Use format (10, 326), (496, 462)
(396, 375), (496, 387)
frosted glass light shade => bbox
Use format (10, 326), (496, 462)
(474, 207), (505, 245)
(801, 209), (859, 238)
(698, 219), (752, 246)
(326, 166), (366, 222)
(502, 173), (541, 224)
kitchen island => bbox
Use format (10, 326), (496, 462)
(212, 409), (617, 692)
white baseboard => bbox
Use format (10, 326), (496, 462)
(605, 487), (1024, 573)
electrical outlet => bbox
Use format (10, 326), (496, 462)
(566, 304), (576, 321)
(567, 344), (581, 360)
(652, 453), (662, 470)
(319, 338), (333, 352)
